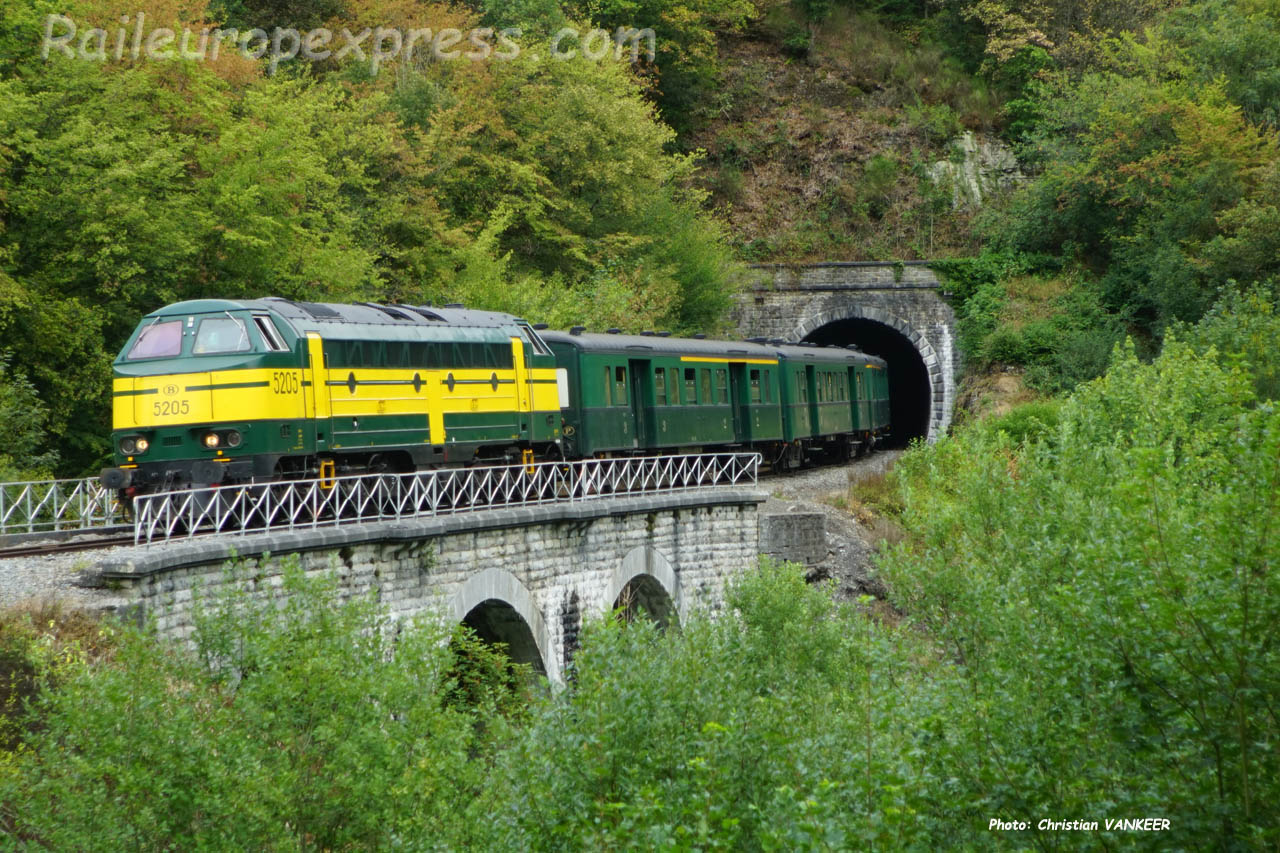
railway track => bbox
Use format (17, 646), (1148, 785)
(0, 526), (137, 560)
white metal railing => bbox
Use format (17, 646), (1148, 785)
(0, 477), (123, 536)
(132, 453), (761, 545)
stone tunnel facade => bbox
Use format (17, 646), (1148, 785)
(732, 262), (960, 441)
(93, 491), (767, 684)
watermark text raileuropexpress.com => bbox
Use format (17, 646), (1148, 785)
(41, 14), (656, 75)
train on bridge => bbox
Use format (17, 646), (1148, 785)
(101, 299), (890, 495)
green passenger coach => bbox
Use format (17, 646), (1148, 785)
(542, 330), (889, 469)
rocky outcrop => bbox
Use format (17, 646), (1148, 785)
(928, 131), (1023, 208)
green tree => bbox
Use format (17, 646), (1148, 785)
(994, 75), (1274, 330)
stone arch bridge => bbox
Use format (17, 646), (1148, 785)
(732, 262), (960, 443)
(90, 488), (819, 684)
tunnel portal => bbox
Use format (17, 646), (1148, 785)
(803, 318), (932, 445)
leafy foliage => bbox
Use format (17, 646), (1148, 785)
(883, 305), (1280, 845)
(0, 355), (56, 481)
(0, 0), (739, 475)
(0, 558), (517, 849)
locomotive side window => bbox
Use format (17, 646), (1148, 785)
(193, 317), (251, 355)
(519, 325), (551, 356)
(253, 316), (288, 352)
(126, 320), (182, 360)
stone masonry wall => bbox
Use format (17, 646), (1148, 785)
(93, 491), (766, 684)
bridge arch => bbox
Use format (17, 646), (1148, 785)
(606, 546), (680, 629)
(796, 305), (948, 443)
(452, 567), (556, 682)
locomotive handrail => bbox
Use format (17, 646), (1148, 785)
(132, 453), (762, 546)
(0, 476), (124, 537)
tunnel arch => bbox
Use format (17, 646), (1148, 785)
(795, 306), (945, 443)
(452, 568), (556, 682)
(606, 546), (680, 628)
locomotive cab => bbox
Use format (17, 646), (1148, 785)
(102, 300), (304, 491)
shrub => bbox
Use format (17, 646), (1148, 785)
(0, 558), (511, 849)
(883, 323), (1280, 846)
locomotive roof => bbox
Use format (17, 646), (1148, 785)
(540, 330), (886, 368)
(146, 298), (530, 340)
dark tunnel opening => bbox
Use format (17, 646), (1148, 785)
(803, 318), (931, 446)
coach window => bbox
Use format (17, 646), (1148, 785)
(655, 367), (668, 405)
(194, 316), (251, 355)
(715, 369), (728, 404)
(763, 372), (771, 403)
(684, 368), (696, 404)
(669, 368), (679, 404)
(615, 366), (627, 405)
(700, 369), (711, 405)
(750, 369), (761, 404)
(603, 366), (612, 406)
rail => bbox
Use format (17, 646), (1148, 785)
(0, 477), (123, 536)
(133, 453), (761, 545)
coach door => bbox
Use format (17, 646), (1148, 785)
(305, 333), (332, 452)
(806, 365), (820, 438)
(728, 363), (748, 441)
(628, 359), (654, 448)
(849, 366), (864, 431)
(511, 338), (532, 438)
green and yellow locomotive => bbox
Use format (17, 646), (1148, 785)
(101, 298), (890, 494)
(102, 298), (563, 492)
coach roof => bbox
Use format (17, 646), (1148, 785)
(541, 330), (884, 367)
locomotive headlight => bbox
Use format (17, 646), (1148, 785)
(134, 437), (149, 453)
(120, 437), (137, 454)
(225, 430), (242, 448)
(202, 432), (220, 449)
